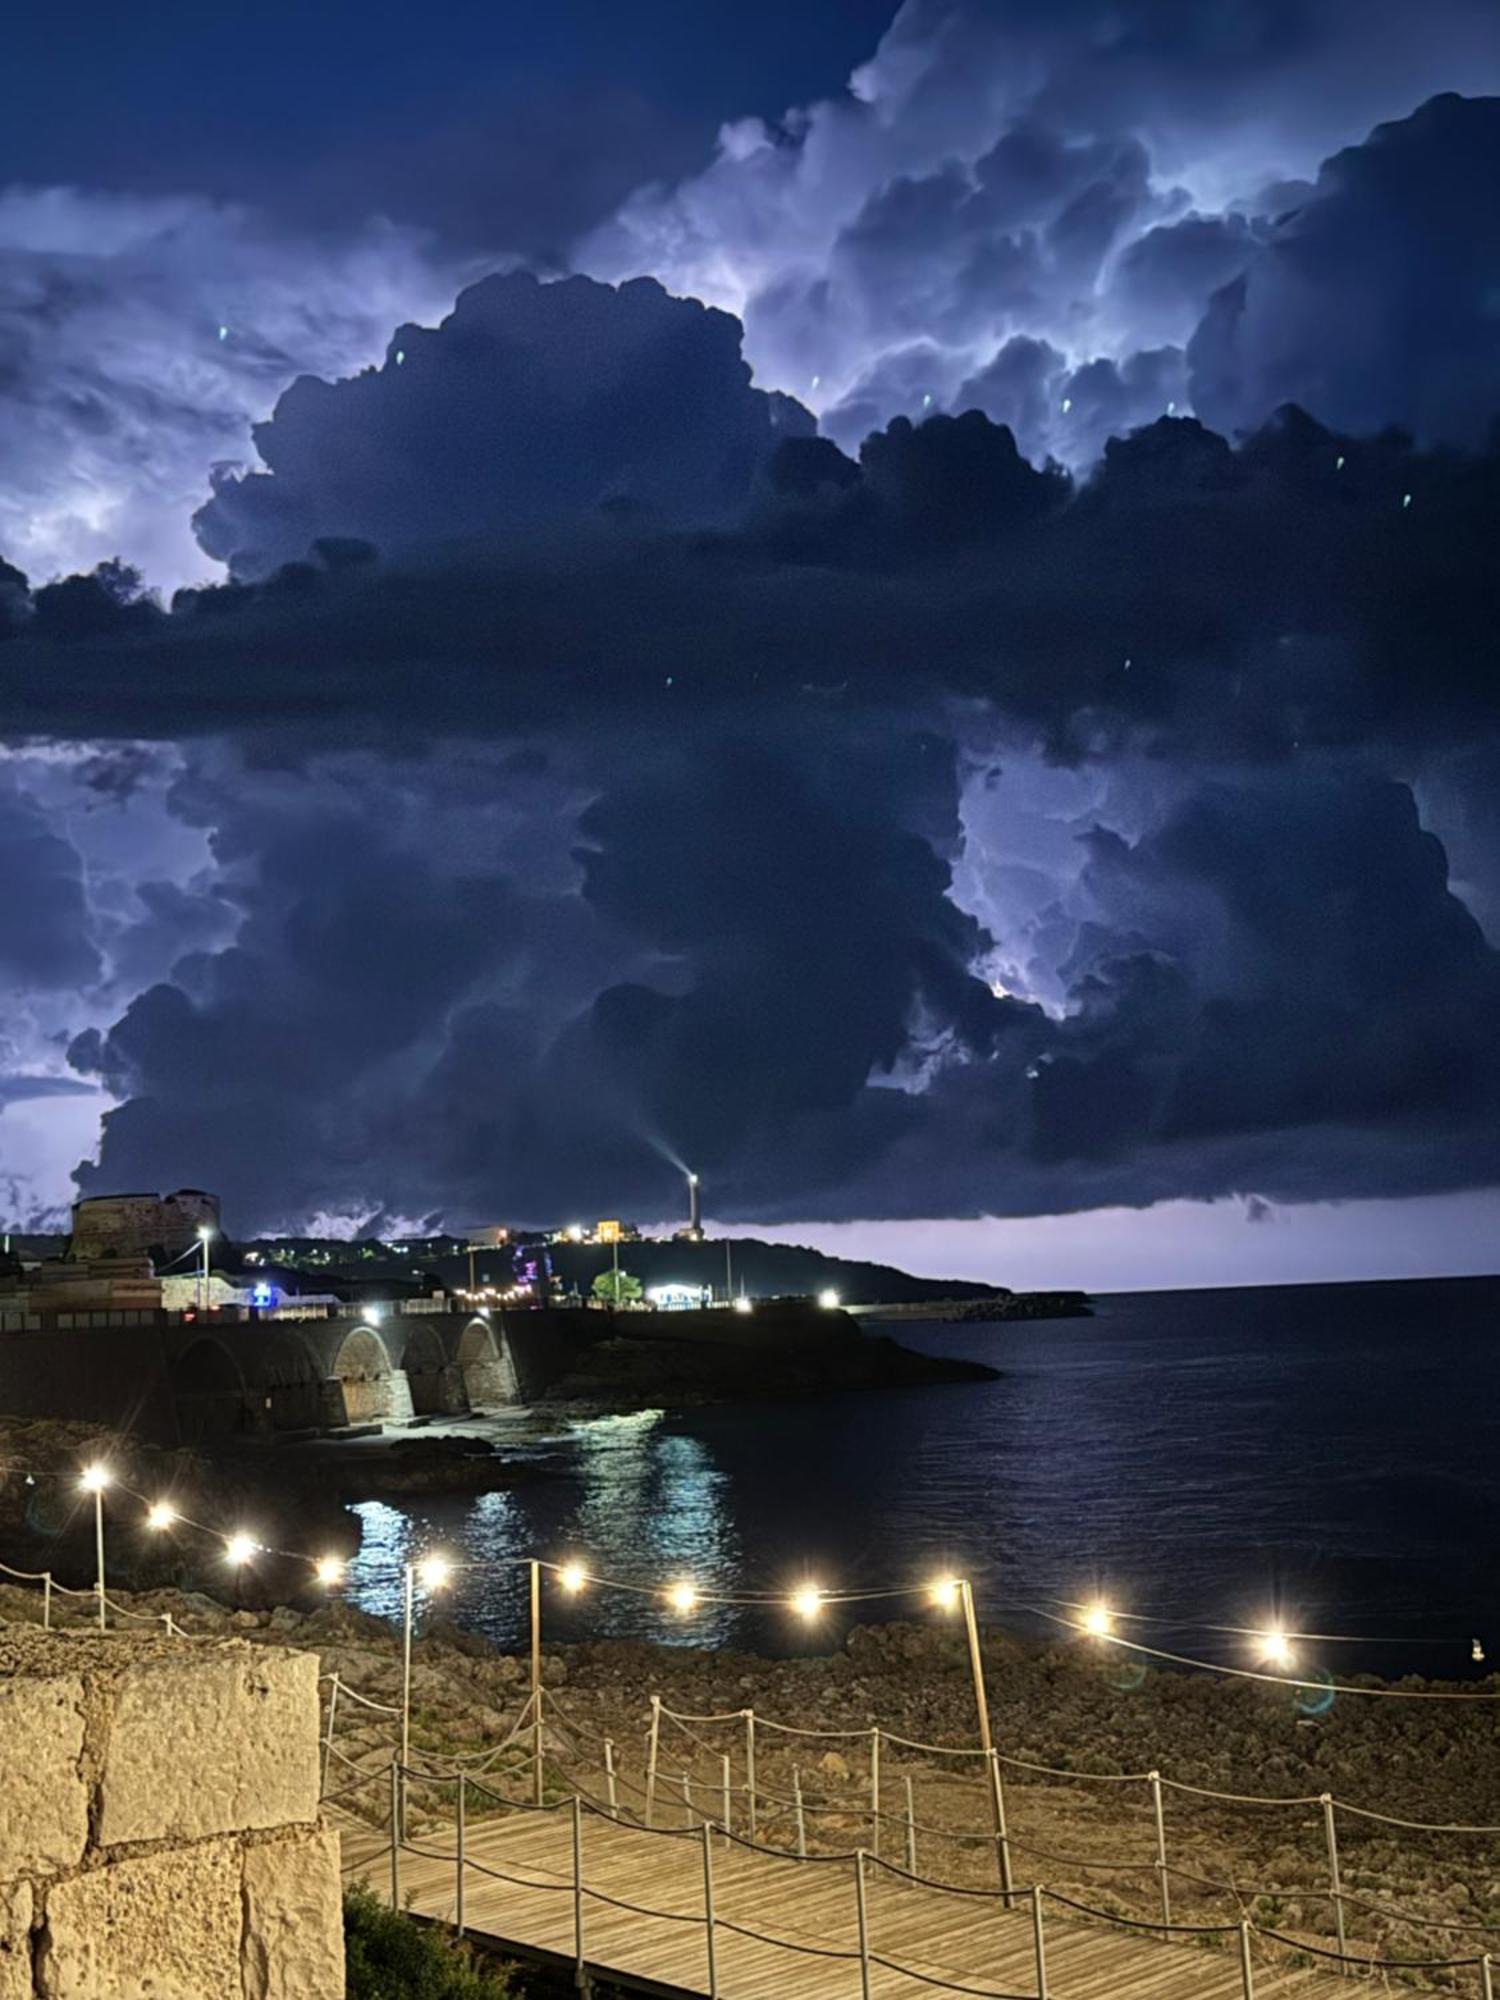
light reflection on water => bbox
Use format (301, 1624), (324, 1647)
(341, 1281), (1500, 1675)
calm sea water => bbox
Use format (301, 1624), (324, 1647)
(344, 1276), (1500, 1679)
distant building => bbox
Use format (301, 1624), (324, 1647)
(70, 1189), (220, 1262)
(594, 1219), (641, 1244)
(0, 1255), (162, 1325)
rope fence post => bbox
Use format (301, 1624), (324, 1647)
(1150, 1770), (1172, 1932)
(1481, 1952), (1494, 2000)
(701, 1820), (719, 1999)
(989, 1748), (1015, 1905)
(1321, 1794), (1347, 1966)
(869, 1728), (881, 1857)
(42, 1571), (51, 1630)
(604, 1738), (617, 1817)
(721, 1754), (731, 1835)
(388, 1761), (400, 1912)
(682, 1769), (693, 1825)
(571, 1794), (585, 1981)
(904, 1773), (917, 1874)
(1238, 1920), (1256, 1999)
(455, 1772), (466, 1938)
(1031, 1884), (1048, 2000)
(322, 1674), (341, 1796)
(744, 1710), (757, 1841)
(854, 1850), (873, 2000)
(645, 1696), (661, 1827)
(793, 1769), (806, 1857)
(530, 1560), (544, 1809)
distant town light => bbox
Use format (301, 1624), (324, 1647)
(1082, 1602), (1114, 1639)
(315, 1555), (345, 1587)
(791, 1584), (823, 1621)
(146, 1501), (177, 1532)
(817, 1288), (841, 1310)
(733, 1296), (753, 1315)
(417, 1554), (452, 1591)
(79, 1463), (111, 1494)
(558, 1562), (588, 1595)
(929, 1575), (962, 1612)
(667, 1580), (699, 1614)
(225, 1533), (258, 1566)
(566, 1223), (584, 1243)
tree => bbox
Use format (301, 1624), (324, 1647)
(591, 1268), (644, 1306)
(344, 1883), (518, 1996)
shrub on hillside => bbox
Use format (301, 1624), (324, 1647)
(344, 1884), (518, 1998)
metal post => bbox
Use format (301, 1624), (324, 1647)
(682, 1770), (693, 1825)
(1238, 1920), (1256, 1999)
(389, 1761), (401, 1911)
(854, 1851), (873, 2000)
(961, 1579), (1012, 1901)
(94, 1488), (106, 1633)
(400, 1564), (414, 1838)
(1150, 1771), (1172, 1931)
(1031, 1885), (1048, 2000)
(1321, 1794), (1347, 1964)
(1481, 1954), (1494, 2000)
(646, 1695), (661, 1827)
(870, 1728), (881, 1856)
(604, 1739), (617, 1817)
(456, 1772), (466, 1937)
(904, 1774), (917, 1875)
(43, 1571), (51, 1630)
(744, 1710), (757, 1840)
(721, 1754), (731, 1834)
(794, 1770), (806, 1857)
(322, 1675), (341, 1795)
(701, 1821), (719, 1998)
(530, 1560), (544, 1807)
(571, 1795), (585, 1978)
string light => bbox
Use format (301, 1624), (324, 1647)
(792, 1584), (823, 1621)
(315, 1555), (345, 1587)
(416, 1554), (452, 1592)
(79, 1463), (111, 1494)
(146, 1502), (177, 1532)
(225, 1533), (258, 1566)
(558, 1562), (588, 1595)
(929, 1575), (962, 1611)
(1083, 1602), (1114, 1639)
(667, 1580), (699, 1614)
(1257, 1627), (1295, 1670)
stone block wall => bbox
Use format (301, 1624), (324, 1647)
(0, 1630), (344, 1998)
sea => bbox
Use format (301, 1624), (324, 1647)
(343, 1275), (1500, 1682)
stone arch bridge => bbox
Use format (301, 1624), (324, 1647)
(165, 1309), (583, 1442)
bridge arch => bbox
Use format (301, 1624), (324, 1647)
(261, 1330), (325, 1432)
(457, 1315), (518, 1409)
(400, 1321), (465, 1416)
(172, 1337), (251, 1442)
(327, 1323), (414, 1427)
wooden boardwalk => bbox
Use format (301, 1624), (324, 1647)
(340, 1807), (1354, 1999)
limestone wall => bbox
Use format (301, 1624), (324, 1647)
(0, 1629), (344, 1998)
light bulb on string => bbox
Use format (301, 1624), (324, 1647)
(667, 1580), (699, 1615)
(791, 1584), (823, 1621)
(146, 1502), (177, 1532)
(1082, 1602), (1114, 1639)
(225, 1533), (258, 1567)
(416, 1554), (451, 1592)
(929, 1575), (962, 1611)
(558, 1562), (587, 1595)
(315, 1555), (345, 1588)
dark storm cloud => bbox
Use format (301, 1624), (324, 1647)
(1, 251), (1498, 1230)
(0, 781), (102, 991)
(1190, 94), (1500, 447)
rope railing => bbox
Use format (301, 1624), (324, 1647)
(367, 1757), (1499, 2000)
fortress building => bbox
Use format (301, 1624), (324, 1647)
(69, 1189), (221, 1262)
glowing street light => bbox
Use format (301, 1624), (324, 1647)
(929, 1575), (962, 1612)
(78, 1464), (111, 1632)
(1082, 1602), (1114, 1639)
(401, 1553), (453, 1820)
(667, 1580), (699, 1615)
(791, 1584), (823, 1621)
(196, 1224), (216, 1313)
(146, 1501), (177, 1532)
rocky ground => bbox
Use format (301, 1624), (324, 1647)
(6, 1581), (1495, 1989)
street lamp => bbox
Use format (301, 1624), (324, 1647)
(401, 1553), (452, 1826)
(936, 1575), (1014, 1904)
(196, 1225), (215, 1312)
(79, 1463), (111, 1632)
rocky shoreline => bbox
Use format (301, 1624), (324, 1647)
(5, 1579), (1491, 1984)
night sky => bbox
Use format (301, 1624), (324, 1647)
(3, 0), (1500, 1286)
